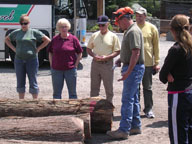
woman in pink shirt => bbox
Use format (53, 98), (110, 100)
(48, 18), (83, 99)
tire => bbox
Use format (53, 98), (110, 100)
(9, 48), (15, 63)
(38, 49), (45, 67)
(8, 41), (16, 64)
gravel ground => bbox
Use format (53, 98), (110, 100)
(0, 35), (175, 144)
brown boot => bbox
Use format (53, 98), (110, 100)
(107, 129), (128, 139)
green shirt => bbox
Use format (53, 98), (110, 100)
(120, 23), (144, 64)
(9, 28), (44, 60)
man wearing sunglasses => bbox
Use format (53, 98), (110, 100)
(87, 15), (121, 104)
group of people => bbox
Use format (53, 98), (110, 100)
(106, 6), (192, 144)
(4, 5), (192, 144)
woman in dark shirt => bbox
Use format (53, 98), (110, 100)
(48, 18), (83, 99)
(159, 14), (192, 144)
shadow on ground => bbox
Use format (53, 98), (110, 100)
(146, 120), (168, 128)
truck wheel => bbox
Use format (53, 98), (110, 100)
(9, 48), (15, 63)
(38, 49), (45, 67)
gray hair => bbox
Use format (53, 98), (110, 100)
(56, 18), (71, 30)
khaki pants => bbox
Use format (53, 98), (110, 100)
(90, 59), (114, 103)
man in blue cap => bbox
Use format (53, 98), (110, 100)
(87, 15), (121, 104)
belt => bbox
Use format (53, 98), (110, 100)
(123, 61), (144, 66)
(94, 60), (108, 64)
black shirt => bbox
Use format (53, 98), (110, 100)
(159, 42), (192, 91)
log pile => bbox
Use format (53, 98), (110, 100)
(0, 97), (114, 142)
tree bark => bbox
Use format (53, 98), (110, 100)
(0, 97), (114, 133)
(0, 115), (84, 143)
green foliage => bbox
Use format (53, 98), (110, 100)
(106, 4), (119, 18)
(89, 24), (99, 31)
(105, 0), (161, 18)
(88, 23), (114, 32)
(108, 23), (113, 31)
(137, 0), (160, 17)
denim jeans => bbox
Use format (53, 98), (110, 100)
(119, 64), (145, 133)
(14, 57), (39, 94)
(51, 68), (77, 99)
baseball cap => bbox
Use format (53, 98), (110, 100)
(97, 15), (109, 24)
(136, 7), (147, 15)
(113, 7), (134, 25)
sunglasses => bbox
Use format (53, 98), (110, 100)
(20, 22), (29, 25)
(98, 24), (106, 27)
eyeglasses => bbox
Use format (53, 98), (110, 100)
(98, 24), (106, 27)
(20, 22), (29, 25)
(60, 26), (68, 29)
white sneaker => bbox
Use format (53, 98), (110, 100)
(145, 110), (155, 118)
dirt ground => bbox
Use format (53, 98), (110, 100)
(0, 36), (174, 144)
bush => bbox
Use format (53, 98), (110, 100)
(89, 23), (114, 32)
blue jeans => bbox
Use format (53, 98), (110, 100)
(119, 64), (145, 133)
(14, 58), (39, 94)
(51, 68), (77, 99)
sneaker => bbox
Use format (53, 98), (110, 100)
(107, 129), (128, 139)
(145, 110), (155, 118)
(130, 128), (142, 135)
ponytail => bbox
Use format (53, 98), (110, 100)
(170, 14), (192, 55)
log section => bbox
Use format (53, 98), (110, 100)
(0, 115), (84, 142)
(0, 98), (114, 133)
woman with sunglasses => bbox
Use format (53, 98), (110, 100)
(5, 14), (50, 99)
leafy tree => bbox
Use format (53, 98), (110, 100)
(105, 0), (160, 18)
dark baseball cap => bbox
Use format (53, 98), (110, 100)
(97, 15), (109, 24)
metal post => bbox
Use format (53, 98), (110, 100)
(74, 0), (77, 36)
(103, 0), (105, 15)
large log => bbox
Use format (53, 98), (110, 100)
(0, 115), (84, 143)
(0, 139), (82, 144)
(0, 97), (114, 133)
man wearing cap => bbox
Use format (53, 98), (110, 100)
(136, 7), (160, 118)
(107, 7), (145, 139)
(87, 15), (120, 104)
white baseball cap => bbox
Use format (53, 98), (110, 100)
(136, 7), (147, 15)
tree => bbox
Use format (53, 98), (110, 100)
(105, 0), (160, 18)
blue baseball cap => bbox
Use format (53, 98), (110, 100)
(97, 15), (109, 24)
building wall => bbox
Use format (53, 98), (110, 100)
(161, 0), (192, 19)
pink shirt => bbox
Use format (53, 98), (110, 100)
(48, 33), (83, 70)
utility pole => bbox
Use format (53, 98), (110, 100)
(74, 0), (77, 36)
